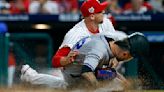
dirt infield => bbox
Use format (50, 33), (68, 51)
(0, 83), (164, 92)
(0, 78), (163, 92)
(0, 79), (133, 92)
(0, 86), (164, 92)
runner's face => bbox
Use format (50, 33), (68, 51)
(116, 53), (133, 61)
(115, 48), (133, 61)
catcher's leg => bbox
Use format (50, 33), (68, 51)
(20, 64), (68, 89)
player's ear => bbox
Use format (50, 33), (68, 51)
(123, 51), (133, 60)
(122, 51), (129, 58)
(123, 53), (126, 56)
(90, 14), (95, 20)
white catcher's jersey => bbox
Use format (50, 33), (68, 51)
(59, 17), (115, 49)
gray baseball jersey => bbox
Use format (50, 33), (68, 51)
(64, 35), (114, 76)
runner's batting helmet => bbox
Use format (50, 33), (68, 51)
(128, 32), (149, 58)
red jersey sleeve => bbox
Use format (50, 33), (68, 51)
(52, 47), (71, 68)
